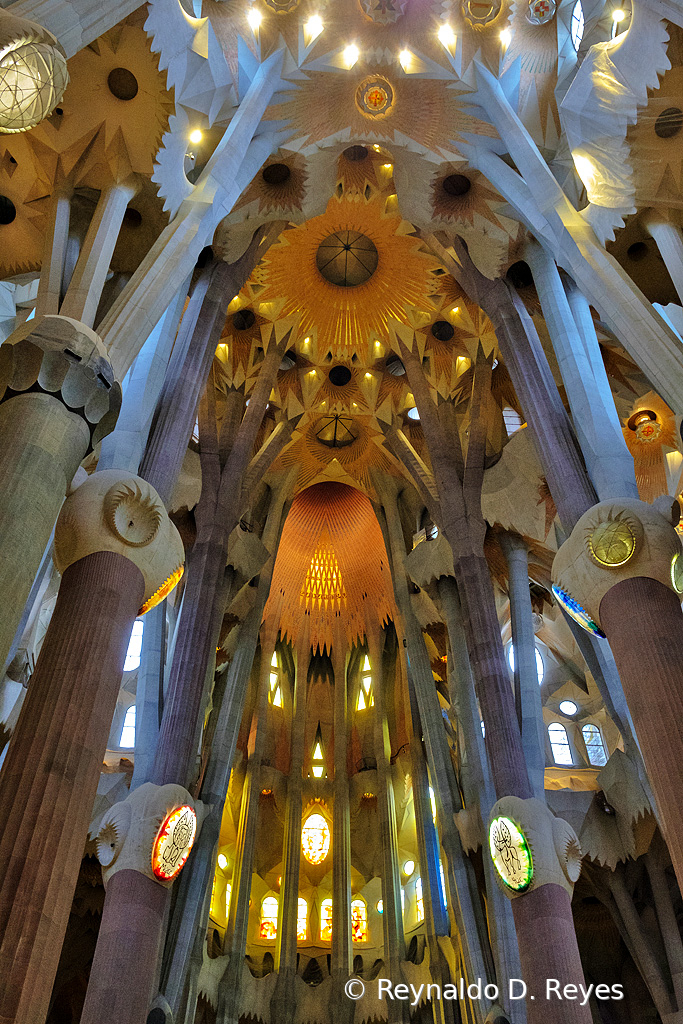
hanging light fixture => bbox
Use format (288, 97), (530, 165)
(0, 11), (69, 133)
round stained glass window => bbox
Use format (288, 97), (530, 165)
(552, 584), (606, 638)
(671, 552), (683, 594)
(151, 805), (197, 881)
(588, 520), (636, 567)
(489, 816), (533, 892)
(302, 812), (331, 865)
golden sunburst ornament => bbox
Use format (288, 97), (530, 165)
(256, 195), (439, 362)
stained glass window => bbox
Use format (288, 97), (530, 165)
(301, 547), (346, 612)
(582, 724), (608, 766)
(297, 897), (308, 941)
(571, 0), (584, 50)
(311, 734), (326, 779)
(302, 813), (331, 865)
(507, 643), (544, 684)
(357, 654), (374, 710)
(124, 619), (144, 672)
(269, 650), (282, 707)
(503, 406), (523, 436)
(119, 705), (136, 748)
(260, 895), (278, 939)
(320, 898), (333, 941)
(225, 882), (232, 916)
(415, 878), (424, 923)
(548, 723), (573, 766)
(439, 862), (447, 907)
(429, 786), (437, 823)
(351, 898), (368, 942)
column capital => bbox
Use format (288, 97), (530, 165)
(488, 796), (582, 899)
(0, 314), (121, 449)
(53, 469), (185, 615)
(552, 496), (682, 634)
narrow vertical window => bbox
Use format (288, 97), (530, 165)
(439, 862), (447, 907)
(225, 882), (232, 916)
(503, 406), (523, 436)
(351, 897), (368, 942)
(357, 654), (374, 710)
(124, 619), (144, 672)
(310, 723), (326, 778)
(119, 705), (136, 748)
(297, 897), (308, 941)
(571, 0), (584, 49)
(415, 878), (424, 923)
(582, 724), (608, 766)
(260, 895), (279, 939)
(269, 650), (282, 707)
(320, 898), (333, 941)
(548, 723), (573, 766)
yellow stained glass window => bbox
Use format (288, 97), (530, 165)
(351, 898), (368, 942)
(302, 813), (331, 864)
(320, 898), (333, 941)
(260, 895), (278, 940)
(226, 882), (232, 916)
(415, 878), (424, 923)
(297, 897), (307, 941)
(300, 547), (346, 612)
(269, 655), (282, 707)
(357, 655), (374, 711)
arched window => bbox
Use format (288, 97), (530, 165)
(310, 726), (326, 778)
(571, 0), (584, 50)
(320, 898), (333, 942)
(119, 705), (136, 748)
(297, 897), (308, 941)
(124, 619), (144, 672)
(269, 651), (282, 707)
(357, 654), (374, 710)
(302, 812), (331, 865)
(503, 406), (523, 436)
(507, 644), (544, 685)
(351, 897), (368, 942)
(415, 878), (424, 923)
(439, 862), (447, 907)
(582, 724), (608, 766)
(548, 723), (573, 766)
(225, 882), (232, 916)
(260, 895), (279, 940)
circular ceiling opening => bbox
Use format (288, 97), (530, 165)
(315, 414), (358, 448)
(655, 107), (683, 139)
(506, 260), (534, 288)
(442, 174), (472, 197)
(627, 241), (648, 262)
(123, 207), (142, 229)
(343, 145), (369, 162)
(431, 320), (455, 342)
(328, 365), (352, 387)
(262, 163), (291, 185)
(107, 68), (139, 101)
(316, 230), (378, 287)
(232, 309), (256, 331)
(0, 195), (17, 225)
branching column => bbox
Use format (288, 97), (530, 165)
(331, 646), (353, 1024)
(642, 210), (683, 305)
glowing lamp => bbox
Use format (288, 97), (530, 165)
(489, 816), (533, 892)
(152, 805), (197, 881)
(500, 28), (512, 46)
(189, 128), (203, 145)
(0, 14), (69, 134)
(438, 23), (456, 47)
(612, 8), (626, 20)
(343, 43), (360, 68)
(305, 15), (323, 40)
(247, 7), (262, 31)
(399, 48), (412, 70)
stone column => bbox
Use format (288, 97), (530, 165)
(642, 210), (683, 305)
(0, 314), (120, 669)
(0, 470), (183, 1024)
(34, 186), (72, 317)
(499, 533), (546, 801)
(331, 647), (352, 1024)
(6, 0), (144, 56)
(270, 645), (306, 1024)
(553, 496), (683, 892)
(526, 242), (638, 501)
(368, 632), (405, 1024)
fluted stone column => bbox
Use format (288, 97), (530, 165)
(643, 210), (683, 305)
(0, 470), (182, 1024)
(331, 647), (353, 1024)
(0, 314), (120, 669)
(499, 533), (546, 801)
(368, 633), (406, 1024)
(270, 646), (306, 1024)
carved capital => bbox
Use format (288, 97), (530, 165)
(54, 470), (184, 615)
(95, 783), (202, 888)
(551, 497), (682, 634)
(488, 796), (582, 899)
(0, 315), (121, 448)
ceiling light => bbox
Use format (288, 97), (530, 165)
(403, 859), (415, 877)
(438, 23), (456, 47)
(189, 128), (203, 145)
(383, 162), (393, 170)
(612, 8), (626, 19)
(500, 28), (512, 46)
(217, 853), (228, 870)
(247, 7), (262, 31)
(377, 899), (383, 913)
(559, 700), (579, 716)
(305, 14), (323, 39)
(365, 372), (372, 379)
(399, 48), (412, 70)
(452, 306), (460, 314)
(343, 43), (359, 67)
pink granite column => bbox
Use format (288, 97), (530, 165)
(600, 576), (683, 891)
(0, 551), (144, 1024)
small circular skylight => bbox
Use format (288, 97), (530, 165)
(559, 700), (579, 716)
(316, 231), (378, 287)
